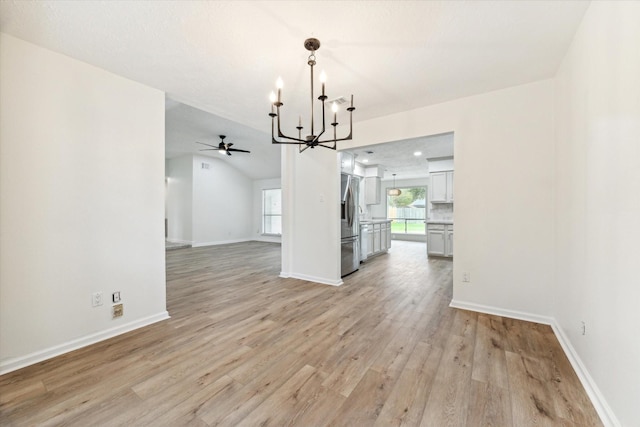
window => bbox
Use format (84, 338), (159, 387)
(387, 186), (426, 234)
(262, 189), (282, 235)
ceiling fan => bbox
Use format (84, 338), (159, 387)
(196, 135), (250, 156)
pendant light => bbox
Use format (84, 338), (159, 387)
(388, 174), (402, 196)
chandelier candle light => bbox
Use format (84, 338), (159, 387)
(269, 38), (355, 153)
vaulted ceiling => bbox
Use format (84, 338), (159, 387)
(0, 1), (589, 179)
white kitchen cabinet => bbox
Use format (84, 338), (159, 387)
(359, 224), (369, 261)
(386, 223), (391, 251)
(427, 229), (444, 255)
(427, 223), (453, 257)
(340, 151), (355, 174)
(360, 220), (391, 259)
(365, 176), (381, 205)
(373, 224), (382, 253)
(430, 171), (454, 203)
(380, 222), (387, 250)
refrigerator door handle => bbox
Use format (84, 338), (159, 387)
(346, 181), (354, 228)
(341, 174), (351, 203)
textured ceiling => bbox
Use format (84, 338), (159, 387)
(0, 1), (589, 179)
(349, 133), (454, 181)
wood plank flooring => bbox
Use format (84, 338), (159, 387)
(0, 241), (602, 426)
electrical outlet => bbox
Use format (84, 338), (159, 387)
(462, 272), (471, 283)
(112, 291), (121, 303)
(113, 304), (123, 318)
(92, 292), (103, 307)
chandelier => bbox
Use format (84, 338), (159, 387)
(269, 38), (355, 153)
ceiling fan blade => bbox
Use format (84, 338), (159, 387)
(227, 143), (234, 148)
(196, 141), (218, 149)
(226, 150), (232, 156)
(228, 148), (251, 153)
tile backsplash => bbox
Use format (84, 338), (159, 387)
(430, 203), (454, 220)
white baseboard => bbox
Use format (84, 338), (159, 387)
(166, 239), (192, 245)
(253, 236), (282, 244)
(549, 321), (620, 427)
(449, 299), (554, 325)
(192, 238), (251, 247)
(279, 271), (343, 287)
(449, 299), (619, 427)
(0, 311), (170, 375)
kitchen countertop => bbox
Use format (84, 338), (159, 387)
(426, 220), (454, 225)
(360, 219), (392, 224)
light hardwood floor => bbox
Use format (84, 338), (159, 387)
(0, 241), (602, 426)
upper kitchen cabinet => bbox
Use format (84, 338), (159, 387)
(364, 165), (385, 205)
(365, 177), (380, 205)
(340, 151), (355, 174)
(430, 171), (454, 203)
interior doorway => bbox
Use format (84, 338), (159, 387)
(343, 132), (454, 245)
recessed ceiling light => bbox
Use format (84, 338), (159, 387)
(414, 151), (422, 156)
(362, 159), (369, 163)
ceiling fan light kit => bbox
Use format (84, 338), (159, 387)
(269, 38), (355, 153)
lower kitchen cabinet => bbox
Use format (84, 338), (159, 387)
(365, 225), (374, 257)
(427, 223), (453, 257)
(361, 220), (391, 259)
(380, 222), (389, 250)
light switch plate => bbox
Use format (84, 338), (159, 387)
(92, 292), (103, 307)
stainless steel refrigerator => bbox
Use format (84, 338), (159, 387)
(341, 173), (360, 277)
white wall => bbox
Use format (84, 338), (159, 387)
(281, 145), (341, 285)
(553, 2), (640, 425)
(166, 155), (193, 243)
(191, 155), (252, 246)
(284, 80), (554, 303)
(0, 34), (168, 373)
(166, 155), (254, 246)
(339, 80), (556, 315)
(253, 178), (282, 243)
